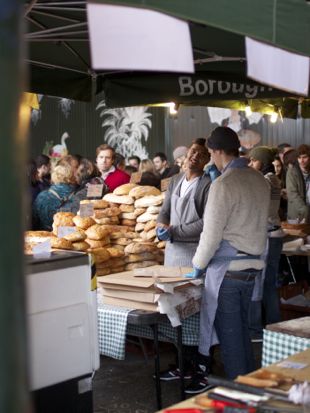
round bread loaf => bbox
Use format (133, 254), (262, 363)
(50, 237), (73, 250)
(94, 216), (119, 225)
(134, 195), (163, 208)
(71, 241), (90, 251)
(85, 224), (110, 240)
(129, 185), (161, 199)
(90, 199), (109, 209)
(103, 193), (134, 205)
(144, 220), (157, 232)
(120, 219), (136, 227)
(85, 237), (110, 249)
(64, 229), (86, 242)
(106, 247), (125, 258)
(73, 215), (95, 230)
(93, 206), (121, 219)
(137, 212), (158, 223)
(119, 204), (135, 213)
(125, 252), (156, 263)
(124, 242), (157, 254)
(125, 261), (158, 270)
(113, 183), (137, 195)
(53, 212), (75, 226)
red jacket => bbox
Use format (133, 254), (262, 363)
(104, 168), (130, 192)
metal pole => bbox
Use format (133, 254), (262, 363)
(0, 1), (30, 412)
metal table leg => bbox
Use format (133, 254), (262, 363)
(176, 325), (185, 400)
(150, 324), (162, 410)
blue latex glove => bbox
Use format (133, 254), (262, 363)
(205, 164), (221, 182)
(156, 227), (171, 241)
(184, 267), (205, 279)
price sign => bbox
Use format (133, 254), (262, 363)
(80, 203), (94, 217)
(33, 239), (51, 257)
(87, 184), (104, 198)
(57, 226), (76, 238)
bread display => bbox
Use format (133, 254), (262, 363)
(26, 184), (165, 275)
(113, 183), (137, 195)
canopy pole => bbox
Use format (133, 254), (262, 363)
(0, 2), (30, 412)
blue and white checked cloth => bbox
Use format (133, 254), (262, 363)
(97, 304), (131, 360)
(262, 329), (310, 366)
(97, 305), (200, 360)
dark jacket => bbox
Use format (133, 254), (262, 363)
(286, 163), (310, 222)
(157, 173), (212, 242)
(33, 183), (77, 230)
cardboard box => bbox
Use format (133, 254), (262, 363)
(101, 287), (159, 303)
(102, 295), (158, 311)
(97, 266), (193, 290)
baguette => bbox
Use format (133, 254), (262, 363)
(235, 375), (278, 388)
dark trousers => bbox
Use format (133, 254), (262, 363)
(214, 275), (257, 380)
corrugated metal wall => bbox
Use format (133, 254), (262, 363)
(167, 106), (310, 152)
(30, 99), (310, 163)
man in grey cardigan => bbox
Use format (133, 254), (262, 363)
(189, 127), (270, 384)
(156, 139), (212, 390)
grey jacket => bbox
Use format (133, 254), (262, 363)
(286, 164), (310, 222)
(157, 173), (212, 242)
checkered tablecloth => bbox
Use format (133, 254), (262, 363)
(97, 305), (200, 360)
(97, 304), (131, 360)
(262, 329), (310, 366)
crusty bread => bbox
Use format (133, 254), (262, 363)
(85, 237), (110, 248)
(112, 238), (133, 246)
(106, 247), (125, 258)
(144, 220), (157, 232)
(124, 242), (158, 254)
(146, 228), (156, 240)
(125, 261), (158, 270)
(103, 193), (134, 205)
(96, 257), (125, 269)
(90, 199), (109, 209)
(120, 212), (137, 220)
(120, 219), (136, 227)
(64, 228), (86, 242)
(137, 212), (159, 223)
(112, 244), (125, 252)
(129, 185), (161, 199)
(134, 195), (164, 208)
(125, 252), (156, 263)
(147, 205), (161, 214)
(94, 216), (119, 225)
(140, 231), (148, 240)
(50, 237), (73, 250)
(113, 183), (137, 195)
(119, 204), (135, 213)
(110, 266), (126, 274)
(71, 241), (90, 251)
(135, 222), (146, 232)
(89, 247), (111, 263)
(96, 268), (111, 276)
(93, 206), (121, 218)
(157, 241), (166, 249)
(53, 212), (75, 226)
(85, 224), (110, 240)
(25, 230), (54, 238)
(73, 215), (95, 230)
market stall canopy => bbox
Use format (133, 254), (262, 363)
(25, 0), (310, 115)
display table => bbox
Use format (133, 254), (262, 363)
(262, 316), (310, 366)
(97, 304), (200, 409)
(156, 348), (310, 413)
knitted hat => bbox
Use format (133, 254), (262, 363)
(249, 146), (276, 165)
(207, 127), (240, 151)
(173, 146), (188, 160)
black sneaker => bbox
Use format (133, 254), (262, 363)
(185, 373), (212, 394)
(153, 368), (193, 381)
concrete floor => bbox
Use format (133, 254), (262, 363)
(93, 339), (262, 413)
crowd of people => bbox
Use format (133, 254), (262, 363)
(27, 128), (310, 393)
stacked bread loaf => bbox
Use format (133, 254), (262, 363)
(25, 184), (166, 274)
